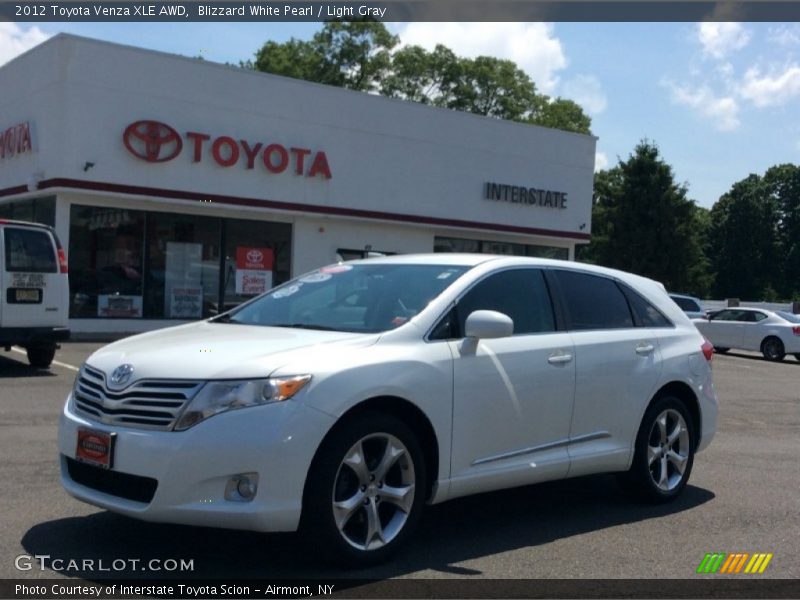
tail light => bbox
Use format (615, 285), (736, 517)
(793, 327), (800, 336)
(57, 248), (68, 273)
(701, 339), (714, 362)
(53, 232), (68, 273)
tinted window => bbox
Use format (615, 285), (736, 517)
(455, 269), (555, 336)
(671, 296), (701, 312)
(744, 311), (768, 323)
(711, 309), (745, 321)
(3, 227), (57, 273)
(555, 270), (634, 330)
(624, 286), (672, 327)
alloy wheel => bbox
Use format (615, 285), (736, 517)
(332, 433), (416, 551)
(647, 409), (690, 492)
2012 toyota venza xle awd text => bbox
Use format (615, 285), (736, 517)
(59, 255), (717, 565)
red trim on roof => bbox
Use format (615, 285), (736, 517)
(1, 178), (591, 241)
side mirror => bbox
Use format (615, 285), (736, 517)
(464, 310), (514, 339)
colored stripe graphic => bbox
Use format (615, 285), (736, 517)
(697, 553), (727, 573)
(720, 554), (737, 573)
(745, 553), (774, 574)
(697, 552), (772, 575)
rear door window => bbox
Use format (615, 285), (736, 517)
(3, 227), (57, 273)
(554, 270), (634, 330)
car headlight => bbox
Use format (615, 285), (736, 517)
(69, 365), (83, 407)
(173, 375), (311, 431)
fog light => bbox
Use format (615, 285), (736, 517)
(224, 473), (259, 502)
(237, 477), (257, 499)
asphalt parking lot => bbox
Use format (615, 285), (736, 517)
(0, 343), (797, 588)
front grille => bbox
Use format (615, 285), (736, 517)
(72, 365), (203, 431)
(65, 456), (158, 503)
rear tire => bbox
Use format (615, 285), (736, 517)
(761, 337), (785, 362)
(619, 395), (695, 503)
(300, 412), (426, 567)
(27, 345), (56, 368)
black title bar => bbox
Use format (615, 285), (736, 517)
(3, 578), (800, 599)
(3, 1), (800, 22)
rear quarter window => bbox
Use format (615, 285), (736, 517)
(671, 296), (701, 312)
(3, 227), (57, 273)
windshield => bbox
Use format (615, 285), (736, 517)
(776, 311), (800, 323)
(218, 263), (469, 332)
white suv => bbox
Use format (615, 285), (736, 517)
(59, 255), (717, 565)
(0, 220), (70, 367)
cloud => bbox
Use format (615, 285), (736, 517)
(740, 65), (800, 107)
(594, 152), (608, 172)
(0, 23), (51, 67)
(769, 25), (800, 47)
(697, 23), (751, 59)
(663, 80), (740, 131)
(560, 74), (607, 115)
(395, 23), (567, 94)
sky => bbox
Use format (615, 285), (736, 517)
(2, 20), (799, 208)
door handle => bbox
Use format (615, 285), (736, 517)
(635, 343), (655, 356)
(548, 351), (573, 365)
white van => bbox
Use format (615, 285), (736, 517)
(0, 220), (70, 367)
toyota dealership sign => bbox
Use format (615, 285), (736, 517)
(123, 120), (332, 179)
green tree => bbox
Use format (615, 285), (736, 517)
(708, 174), (780, 299)
(530, 98), (592, 135)
(247, 22), (592, 134)
(380, 44), (458, 105)
(763, 164), (800, 298)
(250, 21), (398, 92)
(580, 141), (710, 295)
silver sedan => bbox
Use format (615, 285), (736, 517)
(694, 307), (800, 361)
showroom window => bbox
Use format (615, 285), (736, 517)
(0, 196), (55, 226)
(69, 206), (146, 318)
(145, 213), (220, 319)
(221, 218), (292, 313)
(68, 205), (291, 319)
(434, 236), (568, 260)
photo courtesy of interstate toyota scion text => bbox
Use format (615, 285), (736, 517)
(59, 254), (718, 565)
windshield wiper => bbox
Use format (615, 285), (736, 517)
(210, 314), (241, 324)
(269, 323), (340, 331)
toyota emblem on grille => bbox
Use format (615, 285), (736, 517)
(110, 364), (135, 386)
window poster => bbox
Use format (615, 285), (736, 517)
(235, 247), (274, 296)
(165, 242), (203, 318)
(98, 294), (143, 318)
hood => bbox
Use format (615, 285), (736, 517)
(85, 320), (378, 382)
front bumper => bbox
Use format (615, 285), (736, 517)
(59, 394), (335, 532)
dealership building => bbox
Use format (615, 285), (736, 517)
(0, 34), (596, 335)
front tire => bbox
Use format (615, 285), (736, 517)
(301, 412), (426, 566)
(620, 396), (695, 503)
(27, 345), (56, 368)
(761, 337), (785, 362)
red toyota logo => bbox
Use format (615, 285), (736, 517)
(247, 250), (263, 263)
(123, 120), (183, 163)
